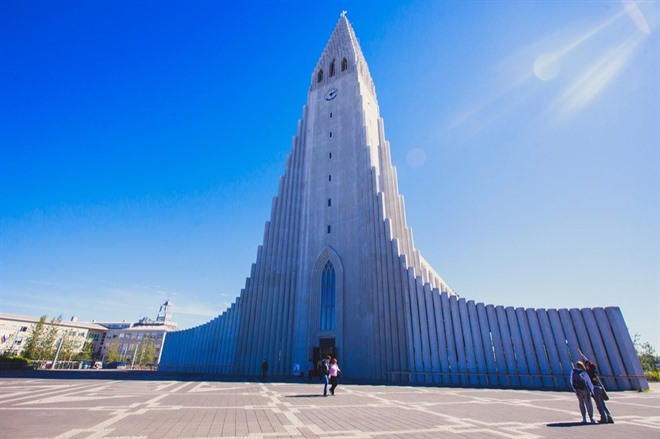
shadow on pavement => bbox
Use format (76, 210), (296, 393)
(547, 422), (600, 427)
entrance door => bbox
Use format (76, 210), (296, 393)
(319, 337), (336, 359)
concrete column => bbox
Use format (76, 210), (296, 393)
(536, 309), (563, 388)
(432, 288), (449, 385)
(606, 307), (648, 390)
(393, 252), (412, 378)
(526, 309), (552, 388)
(253, 207), (277, 376)
(505, 307), (529, 387)
(547, 309), (572, 388)
(516, 308), (542, 388)
(399, 254), (414, 384)
(416, 277), (432, 385)
(424, 285), (441, 385)
(468, 300), (487, 386)
(581, 308), (616, 390)
(594, 307), (630, 390)
(459, 298), (477, 385)
(262, 193), (283, 375)
(477, 303), (497, 386)
(558, 308), (580, 365)
(371, 190), (387, 381)
(381, 223), (397, 381)
(450, 295), (468, 385)
(495, 306), (518, 387)
(441, 292), (458, 385)
(407, 268), (424, 383)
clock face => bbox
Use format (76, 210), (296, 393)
(325, 88), (338, 101)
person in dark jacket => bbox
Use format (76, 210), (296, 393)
(579, 349), (614, 424)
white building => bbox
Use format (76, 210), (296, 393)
(0, 313), (107, 359)
(95, 301), (177, 365)
(1, 301), (176, 366)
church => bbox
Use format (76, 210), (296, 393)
(159, 15), (647, 391)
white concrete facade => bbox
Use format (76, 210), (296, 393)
(0, 312), (107, 359)
(159, 17), (647, 390)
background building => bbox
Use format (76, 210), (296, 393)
(0, 300), (176, 367)
(95, 301), (176, 365)
(0, 313), (107, 360)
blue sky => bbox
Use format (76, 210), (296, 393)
(1, 1), (658, 352)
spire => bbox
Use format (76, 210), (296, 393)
(311, 14), (376, 95)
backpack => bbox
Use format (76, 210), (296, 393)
(572, 369), (587, 390)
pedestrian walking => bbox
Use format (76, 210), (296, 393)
(320, 355), (331, 396)
(329, 357), (341, 395)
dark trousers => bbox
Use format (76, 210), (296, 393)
(330, 376), (338, 394)
(593, 386), (612, 421)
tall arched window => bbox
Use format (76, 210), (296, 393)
(330, 59), (336, 77)
(320, 261), (336, 330)
(317, 69), (324, 83)
(341, 57), (348, 72)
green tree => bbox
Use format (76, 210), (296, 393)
(22, 315), (47, 359)
(633, 332), (659, 382)
(35, 316), (62, 360)
(104, 339), (121, 363)
(58, 329), (77, 361)
(139, 335), (157, 365)
(75, 337), (94, 361)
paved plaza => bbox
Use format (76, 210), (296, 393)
(0, 376), (658, 439)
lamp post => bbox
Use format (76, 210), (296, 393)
(52, 338), (64, 369)
(131, 343), (139, 369)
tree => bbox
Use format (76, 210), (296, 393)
(138, 335), (157, 365)
(75, 337), (94, 361)
(104, 339), (121, 363)
(58, 329), (78, 361)
(35, 316), (62, 360)
(632, 332), (659, 382)
(22, 315), (47, 359)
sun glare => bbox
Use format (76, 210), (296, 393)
(533, 54), (561, 81)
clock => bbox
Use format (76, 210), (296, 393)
(325, 88), (338, 100)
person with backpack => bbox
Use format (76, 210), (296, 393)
(320, 355), (331, 396)
(571, 361), (596, 424)
(578, 349), (614, 424)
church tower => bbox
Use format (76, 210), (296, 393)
(159, 15), (647, 391)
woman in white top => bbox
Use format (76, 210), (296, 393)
(329, 358), (341, 396)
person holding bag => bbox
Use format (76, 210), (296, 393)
(578, 348), (614, 424)
(329, 357), (341, 396)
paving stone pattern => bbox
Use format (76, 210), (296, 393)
(0, 378), (658, 438)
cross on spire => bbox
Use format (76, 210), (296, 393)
(340, 10), (347, 18)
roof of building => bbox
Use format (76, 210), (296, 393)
(0, 312), (108, 331)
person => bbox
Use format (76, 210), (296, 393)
(329, 357), (341, 396)
(261, 359), (268, 381)
(579, 349), (614, 424)
(320, 355), (331, 396)
(571, 361), (595, 424)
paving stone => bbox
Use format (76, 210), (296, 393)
(0, 378), (657, 438)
